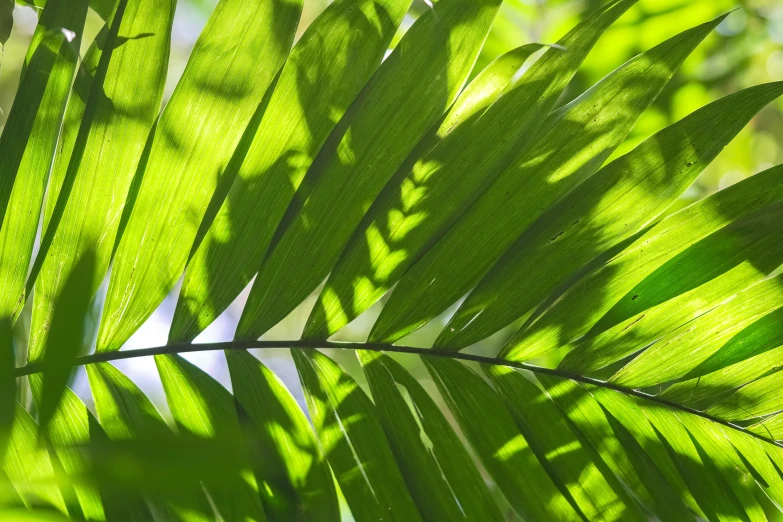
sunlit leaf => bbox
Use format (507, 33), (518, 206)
(236, 0), (505, 340)
(170, 0), (414, 343)
(359, 351), (503, 521)
(156, 354), (268, 522)
(485, 365), (646, 521)
(87, 362), (213, 521)
(467, 83), (783, 359)
(293, 349), (422, 522)
(507, 163), (783, 362)
(423, 356), (581, 521)
(97, 0), (304, 352)
(226, 350), (339, 522)
(0, 0), (88, 321)
(27, 0), (175, 361)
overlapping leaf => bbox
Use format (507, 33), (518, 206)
(0, 0), (87, 321)
(97, 0), (304, 351)
(236, 0), (505, 340)
(170, 0), (414, 343)
(27, 0), (175, 360)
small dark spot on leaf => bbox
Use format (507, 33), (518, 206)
(631, 295), (639, 301)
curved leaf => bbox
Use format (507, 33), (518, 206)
(97, 0), (304, 352)
(27, 0), (175, 359)
(170, 0), (414, 343)
(359, 351), (503, 521)
(304, 42), (544, 339)
(560, 204), (783, 373)
(0, 0), (87, 321)
(611, 273), (783, 388)
(293, 349), (422, 522)
(452, 82), (783, 356)
(236, 0), (505, 340)
(226, 350), (339, 522)
(505, 163), (783, 362)
(369, 12), (721, 345)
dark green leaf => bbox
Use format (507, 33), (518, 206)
(505, 163), (783, 362)
(369, 11), (720, 346)
(293, 349), (423, 522)
(35, 251), (95, 432)
(423, 356), (581, 521)
(359, 351), (503, 521)
(459, 83), (783, 358)
(226, 350), (339, 522)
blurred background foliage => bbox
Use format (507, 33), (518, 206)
(1, 0), (782, 505)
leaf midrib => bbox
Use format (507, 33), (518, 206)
(15, 338), (780, 449)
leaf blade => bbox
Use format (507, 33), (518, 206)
(236, 0), (505, 340)
(293, 349), (423, 522)
(97, 0), (304, 351)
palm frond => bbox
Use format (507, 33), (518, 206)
(1, 0), (783, 520)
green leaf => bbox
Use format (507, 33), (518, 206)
(368, 10), (719, 345)
(540, 376), (697, 521)
(0, 0), (87, 320)
(560, 204), (783, 373)
(38, 23), (104, 238)
(27, 0), (175, 361)
(16, 0), (118, 19)
(225, 350), (339, 522)
(88, 0), (115, 19)
(484, 365), (646, 521)
(86, 362), (214, 521)
(707, 370), (783, 421)
(591, 386), (749, 522)
(725, 428), (783, 510)
(749, 413), (783, 441)
(96, 0), (304, 352)
(677, 414), (766, 522)
(155, 354), (268, 522)
(28, 376), (109, 521)
(302, 41), (547, 339)
(453, 82), (783, 357)
(0, 319), (14, 462)
(34, 250), (95, 432)
(236, 0), (505, 340)
(611, 272), (783, 388)
(0, 0), (12, 46)
(422, 356), (581, 521)
(358, 351), (503, 521)
(661, 345), (783, 406)
(292, 349), (423, 522)
(3, 405), (66, 514)
(170, 0), (415, 343)
(505, 163), (783, 362)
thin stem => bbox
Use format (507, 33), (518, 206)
(14, 339), (781, 448)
